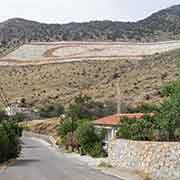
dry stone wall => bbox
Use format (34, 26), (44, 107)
(108, 139), (180, 180)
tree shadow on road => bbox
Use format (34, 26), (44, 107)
(10, 159), (41, 167)
(23, 145), (42, 149)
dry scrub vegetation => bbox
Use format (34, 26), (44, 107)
(24, 118), (59, 138)
(0, 49), (179, 109)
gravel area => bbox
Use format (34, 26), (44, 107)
(2, 41), (180, 65)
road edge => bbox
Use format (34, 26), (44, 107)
(24, 131), (146, 180)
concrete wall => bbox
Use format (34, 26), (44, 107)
(108, 139), (180, 180)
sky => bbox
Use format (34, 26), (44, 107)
(1, 0), (180, 24)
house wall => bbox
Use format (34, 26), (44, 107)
(94, 125), (116, 142)
(108, 139), (180, 180)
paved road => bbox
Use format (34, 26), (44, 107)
(0, 136), (120, 180)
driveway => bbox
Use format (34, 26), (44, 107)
(0, 136), (120, 180)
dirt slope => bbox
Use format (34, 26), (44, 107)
(0, 48), (179, 108)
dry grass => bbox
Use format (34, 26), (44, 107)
(0, 49), (179, 109)
(22, 118), (60, 138)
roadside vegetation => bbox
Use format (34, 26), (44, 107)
(57, 95), (110, 157)
(0, 110), (23, 163)
(117, 79), (180, 142)
(38, 103), (64, 118)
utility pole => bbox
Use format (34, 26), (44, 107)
(116, 80), (121, 114)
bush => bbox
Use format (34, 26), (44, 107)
(67, 95), (116, 120)
(88, 142), (102, 158)
(161, 79), (180, 97)
(127, 103), (160, 113)
(175, 128), (180, 141)
(11, 112), (26, 122)
(0, 110), (9, 123)
(39, 103), (64, 118)
(0, 125), (9, 162)
(117, 115), (157, 141)
(0, 121), (22, 163)
(76, 120), (103, 157)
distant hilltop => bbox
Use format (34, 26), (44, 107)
(1, 4), (180, 53)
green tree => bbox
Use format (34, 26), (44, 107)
(76, 120), (103, 157)
(57, 118), (78, 151)
(57, 118), (78, 140)
(155, 92), (180, 141)
(67, 95), (116, 120)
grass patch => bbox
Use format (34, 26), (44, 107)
(98, 161), (113, 168)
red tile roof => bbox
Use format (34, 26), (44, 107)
(92, 113), (153, 126)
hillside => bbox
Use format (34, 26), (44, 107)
(0, 5), (180, 110)
(1, 5), (180, 55)
(2, 41), (180, 65)
(0, 49), (179, 109)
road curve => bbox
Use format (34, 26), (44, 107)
(0, 136), (120, 180)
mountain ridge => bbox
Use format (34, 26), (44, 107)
(1, 4), (180, 55)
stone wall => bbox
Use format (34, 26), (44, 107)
(108, 139), (180, 180)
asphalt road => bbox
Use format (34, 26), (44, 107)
(0, 136), (120, 180)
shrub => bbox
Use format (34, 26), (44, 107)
(67, 95), (116, 120)
(117, 115), (157, 141)
(11, 112), (26, 122)
(0, 121), (22, 163)
(0, 110), (9, 123)
(76, 120), (103, 157)
(88, 142), (102, 158)
(0, 125), (9, 163)
(161, 79), (180, 97)
(175, 128), (180, 141)
(39, 103), (64, 118)
(127, 103), (160, 113)
(98, 161), (113, 168)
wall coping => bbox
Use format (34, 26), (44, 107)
(113, 138), (180, 144)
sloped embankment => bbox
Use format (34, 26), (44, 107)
(23, 118), (59, 139)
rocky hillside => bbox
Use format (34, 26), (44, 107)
(0, 49), (179, 109)
(1, 5), (180, 55)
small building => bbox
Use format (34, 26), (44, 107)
(92, 113), (151, 143)
(5, 103), (40, 120)
(5, 103), (26, 116)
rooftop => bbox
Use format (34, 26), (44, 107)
(92, 113), (153, 126)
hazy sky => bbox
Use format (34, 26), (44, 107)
(1, 0), (180, 23)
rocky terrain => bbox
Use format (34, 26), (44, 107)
(0, 48), (179, 108)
